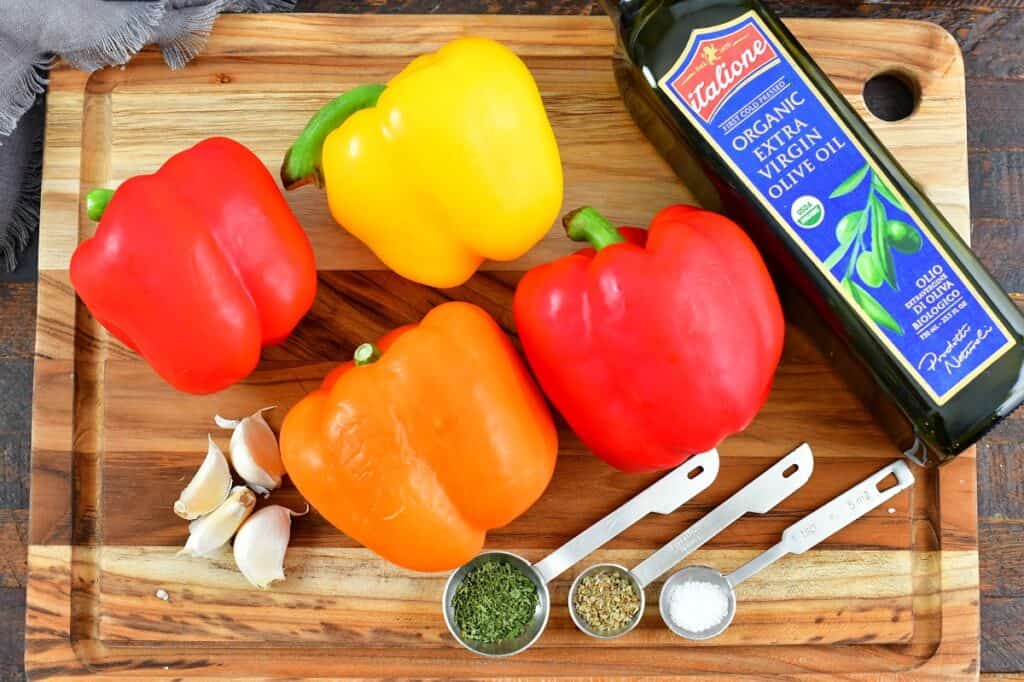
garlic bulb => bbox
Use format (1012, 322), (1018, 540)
(233, 504), (308, 590)
(179, 485), (256, 558)
(214, 407), (284, 496)
(173, 435), (232, 520)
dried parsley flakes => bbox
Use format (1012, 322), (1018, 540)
(452, 560), (538, 643)
(573, 569), (641, 633)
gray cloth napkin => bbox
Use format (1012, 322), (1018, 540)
(0, 0), (295, 271)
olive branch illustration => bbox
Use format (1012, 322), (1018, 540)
(823, 165), (922, 336)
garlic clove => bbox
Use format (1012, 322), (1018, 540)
(179, 485), (256, 559)
(215, 407), (285, 496)
(173, 435), (232, 520)
(233, 504), (308, 590)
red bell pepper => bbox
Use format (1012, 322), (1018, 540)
(514, 205), (784, 473)
(70, 137), (317, 394)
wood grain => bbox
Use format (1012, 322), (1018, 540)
(24, 12), (982, 680)
(95, 547), (919, 646)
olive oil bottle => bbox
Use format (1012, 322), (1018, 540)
(604, 0), (1024, 463)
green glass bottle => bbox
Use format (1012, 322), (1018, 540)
(603, 0), (1024, 463)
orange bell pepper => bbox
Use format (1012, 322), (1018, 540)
(279, 302), (558, 572)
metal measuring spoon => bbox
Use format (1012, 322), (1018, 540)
(659, 459), (915, 640)
(568, 442), (814, 639)
(442, 448), (720, 657)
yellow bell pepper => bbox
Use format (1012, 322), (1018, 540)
(281, 37), (563, 288)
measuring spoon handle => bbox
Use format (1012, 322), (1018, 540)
(783, 459), (915, 554)
(727, 459), (916, 588)
(532, 449), (720, 584)
(631, 443), (814, 588)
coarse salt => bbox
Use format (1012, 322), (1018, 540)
(667, 580), (729, 633)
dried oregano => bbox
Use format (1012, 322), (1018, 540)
(573, 570), (641, 633)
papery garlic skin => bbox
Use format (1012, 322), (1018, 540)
(174, 435), (232, 520)
(180, 485), (256, 558)
(215, 407), (284, 496)
(233, 505), (307, 590)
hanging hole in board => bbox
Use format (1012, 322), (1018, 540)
(863, 71), (919, 122)
(876, 472), (900, 493)
(688, 466), (704, 479)
(782, 463), (799, 478)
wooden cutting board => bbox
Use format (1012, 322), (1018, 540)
(26, 14), (979, 679)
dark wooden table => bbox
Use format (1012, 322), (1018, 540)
(1, 0), (1022, 679)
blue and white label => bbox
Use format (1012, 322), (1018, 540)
(658, 11), (1013, 404)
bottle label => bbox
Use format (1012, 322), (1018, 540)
(658, 11), (1014, 405)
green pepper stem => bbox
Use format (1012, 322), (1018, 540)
(353, 342), (382, 366)
(86, 188), (115, 221)
(280, 83), (387, 190)
(563, 207), (627, 251)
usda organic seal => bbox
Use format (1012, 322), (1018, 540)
(791, 195), (824, 229)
